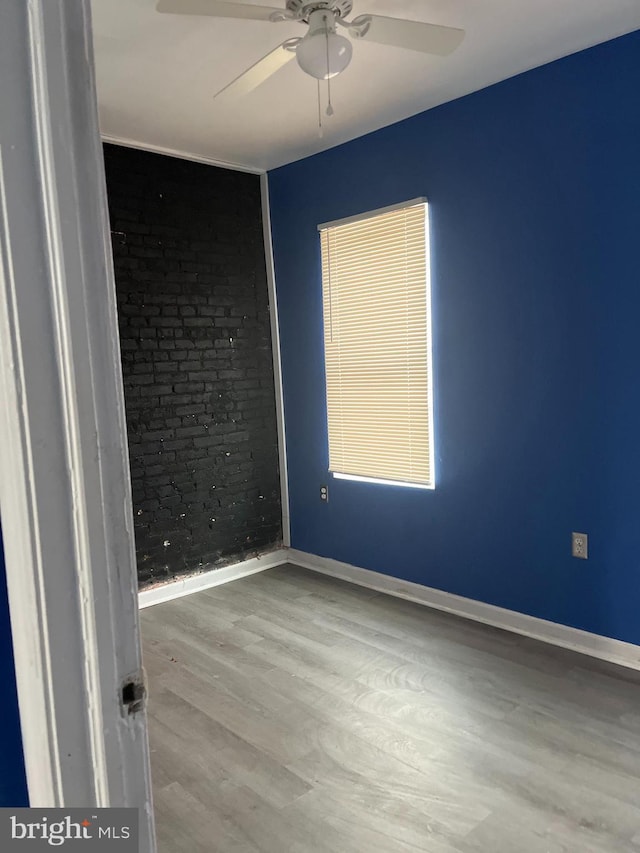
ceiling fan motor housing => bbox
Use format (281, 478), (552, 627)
(286, 0), (353, 23)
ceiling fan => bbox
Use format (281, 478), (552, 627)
(156, 1), (465, 99)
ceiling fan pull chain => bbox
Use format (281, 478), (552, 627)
(326, 76), (334, 117)
(325, 17), (334, 117)
(317, 78), (324, 138)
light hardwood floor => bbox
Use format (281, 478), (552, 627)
(141, 564), (640, 852)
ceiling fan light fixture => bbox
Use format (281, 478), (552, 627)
(295, 10), (353, 80)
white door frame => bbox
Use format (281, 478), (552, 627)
(0, 1), (155, 848)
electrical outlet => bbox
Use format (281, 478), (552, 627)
(320, 484), (328, 502)
(572, 532), (588, 559)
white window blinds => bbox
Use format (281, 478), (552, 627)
(320, 200), (434, 488)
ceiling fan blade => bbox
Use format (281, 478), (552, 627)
(356, 15), (464, 56)
(215, 41), (298, 98)
(156, 0), (283, 22)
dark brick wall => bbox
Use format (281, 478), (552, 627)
(103, 144), (282, 587)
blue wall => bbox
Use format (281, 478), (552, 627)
(269, 30), (640, 646)
(0, 530), (28, 805)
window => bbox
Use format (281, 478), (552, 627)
(319, 199), (434, 489)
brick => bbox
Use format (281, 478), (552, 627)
(193, 435), (225, 448)
(173, 382), (205, 394)
(184, 317), (214, 327)
(150, 317), (182, 328)
(176, 425), (205, 438)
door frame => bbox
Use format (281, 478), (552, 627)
(0, 1), (155, 848)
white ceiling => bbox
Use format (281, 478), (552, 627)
(91, 0), (640, 171)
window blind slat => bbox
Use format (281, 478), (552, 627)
(320, 201), (433, 488)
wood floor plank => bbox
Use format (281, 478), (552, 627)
(141, 564), (640, 852)
(284, 735), (491, 840)
(285, 787), (463, 853)
(148, 595), (265, 648)
(153, 782), (261, 853)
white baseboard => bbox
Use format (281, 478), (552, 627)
(287, 549), (640, 672)
(138, 549), (287, 609)
(137, 544), (640, 672)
